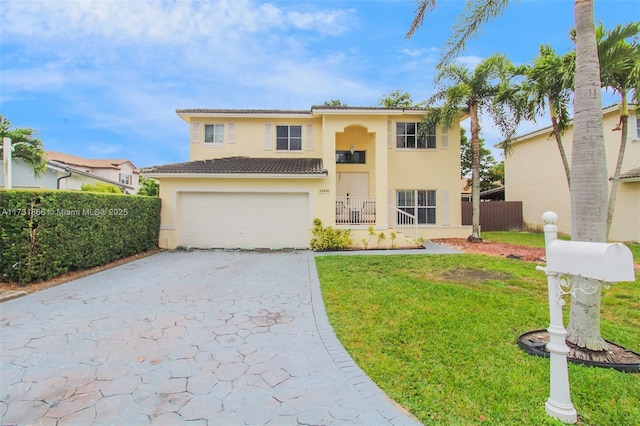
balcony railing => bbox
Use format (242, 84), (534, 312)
(336, 196), (376, 225)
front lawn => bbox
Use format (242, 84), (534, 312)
(482, 231), (640, 264)
(316, 254), (640, 425)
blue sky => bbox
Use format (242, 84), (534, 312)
(1, 0), (638, 168)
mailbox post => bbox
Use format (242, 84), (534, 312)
(538, 211), (634, 424)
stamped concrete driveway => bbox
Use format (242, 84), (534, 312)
(0, 251), (420, 425)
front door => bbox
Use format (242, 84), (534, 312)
(336, 172), (368, 198)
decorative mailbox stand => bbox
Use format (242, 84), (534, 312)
(538, 212), (635, 424)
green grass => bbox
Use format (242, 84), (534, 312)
(483, 231), (640, 264)
(316, 253), (640, 425)
(481, 231), (563, 248)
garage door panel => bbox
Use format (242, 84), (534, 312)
(178, 192), (309, 248)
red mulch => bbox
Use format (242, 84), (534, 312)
(432, 238), (547, 262)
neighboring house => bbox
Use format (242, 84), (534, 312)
(0, 157), (135, 193)
(479, 186), (505, 201)
(142, 106), (471, 250)
(46, 152), (140, 193)
(460, 178), (472, 202)
(505, 104), (640, 243)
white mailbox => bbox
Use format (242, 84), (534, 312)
(546, 240), (635, 282)
(538, 211), (636, 424)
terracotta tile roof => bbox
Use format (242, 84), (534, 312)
(141, 157), (327, 175)
(176, 106), (428, 115)
(46, 151), (136, 170)
(619, 167), (640, 180)
(176, 108), (311, 115)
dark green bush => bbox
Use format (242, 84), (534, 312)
(310, 218), (352, 251)
(0, 190), (160, 284)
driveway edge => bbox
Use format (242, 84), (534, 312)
(306, 253), (421, 425)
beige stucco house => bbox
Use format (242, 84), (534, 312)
(143, 106), (471, 249)
(505, 104), (640, 243)
(1, 155), (137, 193)
(46, 152), (140, 193)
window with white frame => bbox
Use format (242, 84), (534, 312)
(119, 173), (132, 185)
(276, 125), (302, 151)
(397, 190), (436, 224)
(396, 122), (436, 149)
(204, 124), (224, 144)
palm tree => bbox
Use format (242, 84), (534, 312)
(520, 45), (574, 188)
(424, 54), (522, 241)
(0, 115), (47, 178)
(596, 22), (640, 239)
(565, 0), (610, 362)
(407, 0), (614, 361)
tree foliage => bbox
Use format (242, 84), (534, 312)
(407, 0), (511, 68)
(81, 182), (122, 193)
(425, 54), (522, 240)
(378, 89), (425, 108)
(323, 99), (347, 107)
(0, 115), (47, 177)
(519, 45), (574, 187)
(595, 21), (640, 238)
(137, 176), (159, 197)
(460, 129), (503, 192)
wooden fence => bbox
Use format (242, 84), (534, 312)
(461, 201), (523, 232)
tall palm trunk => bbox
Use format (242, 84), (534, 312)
(566, 0), (610, 361)
(469, 102), (482, 241)
(549, 100), (571, 188)
(606, 99), (629, 239)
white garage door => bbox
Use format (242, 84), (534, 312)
(178, 192), (310, 248)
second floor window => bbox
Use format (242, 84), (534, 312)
(336, 150), (366, 164)
(204, 124), (224, 144)
(276, 125), (302, 151)
(119, 173), (132, 185)
(396, 122), (436, 149)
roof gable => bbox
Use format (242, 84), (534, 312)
(46, 151), (137, 171)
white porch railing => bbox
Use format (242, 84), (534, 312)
(388, 205), (418, 240)
(336, 196), (376, 225)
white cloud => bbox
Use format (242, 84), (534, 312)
(455, 55), (484, 69)
(400, 47), (438, 58)
(286, 9), (355, 35)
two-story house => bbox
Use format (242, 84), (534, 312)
(142, 106), (471, 249)
(47, 151), (140, 193)
(505, 104), (640, 243)
(1, 151), (138, 193)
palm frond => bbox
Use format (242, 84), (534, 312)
(439, 0), (512, 68)
(0, 115), (47, 177)
(406, 0), (437, 39)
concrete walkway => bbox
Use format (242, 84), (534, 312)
(1, 251), (422, 425)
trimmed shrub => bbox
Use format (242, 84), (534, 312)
(0, 190), (160, 284)
(310, 218), (352, 251)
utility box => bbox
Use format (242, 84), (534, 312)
(546, 240), (635, 282)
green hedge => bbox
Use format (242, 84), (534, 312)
(0, 190), (161, 284)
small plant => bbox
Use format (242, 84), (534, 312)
(376, 231), (386, 248)
(361, 238), (369, 249)
(366, 226), (376, 249)
(310, 218), (353, 251)
(390, 231), (397, 248)
(415, 237), (424, 247)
